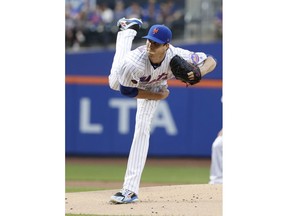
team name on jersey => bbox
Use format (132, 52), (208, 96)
(139, 72), (168, 84)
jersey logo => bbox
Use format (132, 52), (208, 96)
(139, 73), (168, 84)
(149, 73), (168, 84)
(140, 75), (151, 83)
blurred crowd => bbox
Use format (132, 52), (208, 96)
(65, 0), (222, 51)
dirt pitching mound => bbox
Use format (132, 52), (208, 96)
(65, 184), (222, 216)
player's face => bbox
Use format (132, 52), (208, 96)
(146, 39), (168, 56)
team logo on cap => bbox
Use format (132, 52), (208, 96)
(153, 28), (159, 34)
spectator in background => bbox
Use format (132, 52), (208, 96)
(65, 3), (76, 48)
(157, 0), (184, 28)
(86, 5), (102, 32)
(209, 129), (223, 184)
(141, 0), (160, 26)
(214, 6), (222, 40)
(98, 2), (114, 47)
(65, 0), (88, 49)
(124, 1), (142, 19)
(99, 2), (114, 24)
(85, 4), (102, 46)
(114, 0), (126, 22)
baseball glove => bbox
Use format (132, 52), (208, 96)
(170, 55), (202, 86)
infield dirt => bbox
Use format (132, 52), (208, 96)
(65, 184), (222, 216)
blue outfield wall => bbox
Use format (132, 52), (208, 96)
(66, 42), (222, 157)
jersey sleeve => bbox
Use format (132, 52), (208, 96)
(118, 60), (143, 88)
(172, 46), (208, 66)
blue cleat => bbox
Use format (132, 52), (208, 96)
(117, 17), (143, 31)
(110, 189), (139, 204)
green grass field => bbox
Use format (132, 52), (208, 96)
(66, 162), (210, 193)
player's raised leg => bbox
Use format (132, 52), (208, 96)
(109, 18), (143, 91)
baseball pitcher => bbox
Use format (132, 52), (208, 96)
(108, 17), (217, 204)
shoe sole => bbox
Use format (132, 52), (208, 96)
(109, 197), (139, 204)
(117, 18), (143, 30)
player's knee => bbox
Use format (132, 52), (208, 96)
(108, 76), (120, 91)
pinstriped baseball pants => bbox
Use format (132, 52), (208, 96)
(123, 98), (159, 194)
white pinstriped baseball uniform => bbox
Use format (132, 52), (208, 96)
(209, 134), (223, 184)
(209, 98), (223, 184)
(109, 29), (208, 195)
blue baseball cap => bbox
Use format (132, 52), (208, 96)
(142, 24), (172, 44)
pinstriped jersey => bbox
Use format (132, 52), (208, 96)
(118, 44), (207, 91)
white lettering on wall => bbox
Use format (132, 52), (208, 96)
(109, 99), (137, 134)
(79, 98), (103, 133)
(79, 97), (178, 135)
(151, 101), (178, 135)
